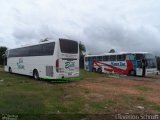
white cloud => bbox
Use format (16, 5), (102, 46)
(0, 0), (160, 54)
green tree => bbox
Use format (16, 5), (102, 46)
(0, 46), (7, 65)
(79, 42), (86, 56)
(79, 42), (86, 69)
(109, 49), (116, 53)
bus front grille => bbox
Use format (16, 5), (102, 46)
(46, 66), (53, 77)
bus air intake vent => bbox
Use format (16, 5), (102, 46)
(46, 66), (53, 77)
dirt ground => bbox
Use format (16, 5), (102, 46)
(80, 75), (160, 101)
(0, 69), (160, 115)
(65, 74), (160, 113)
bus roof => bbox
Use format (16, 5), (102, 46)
(7, 38), (56, 50)
(85, 52), (151, 57)
(7, 38), (76, 50)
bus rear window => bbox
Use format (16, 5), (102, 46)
(59, 39), (78, 54)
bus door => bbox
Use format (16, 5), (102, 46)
(136, 60), (144, 76)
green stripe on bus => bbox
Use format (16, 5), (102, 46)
(41, 77), (81, 82)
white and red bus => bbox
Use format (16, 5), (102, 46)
(84, 52), (157, 77)
(3, 38), (79, 80)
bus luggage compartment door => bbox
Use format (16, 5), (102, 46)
(59, 58), (78, 75)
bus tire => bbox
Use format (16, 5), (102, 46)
(98, 68), (102, 73)
(33, 69), (39, 80)
(129, 70), (136, 76)
(9, 67), (12, 73)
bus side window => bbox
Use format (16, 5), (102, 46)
(117, 55), (125, 61)
(110, 55), (116, 61)
(42, 42), (55, 55)
(97, 56), (102, 61)
(103, 56), (109, 61)
(126, 55), (129, 60)
(126, 54), (135, 60)
(88, 57), (91, 61)
(92, 56), (97, 61)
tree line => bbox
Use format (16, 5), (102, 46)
(0, 46), (7, 65)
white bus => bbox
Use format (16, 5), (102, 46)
(3, 38), (79, 80)
(84, 52), (157, 77)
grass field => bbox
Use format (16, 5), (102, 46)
(0, 68), (160, 120)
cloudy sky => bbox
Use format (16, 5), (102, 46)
(0, 0), (160, 54)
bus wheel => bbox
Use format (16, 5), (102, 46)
(129, 70), (136, 76)
(9, 67), (12, 73)
(98, 68), (102, 73)
(33, 70), (39, 80)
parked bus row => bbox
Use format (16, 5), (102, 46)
(2, 38), (158, 80)
(84, 52), (157, 77)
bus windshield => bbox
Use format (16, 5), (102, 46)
(59, 39), (78, 54)
(146, 59), (157, 68)
(145, 54), (155, 59)
(145, 54), (157, 68)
